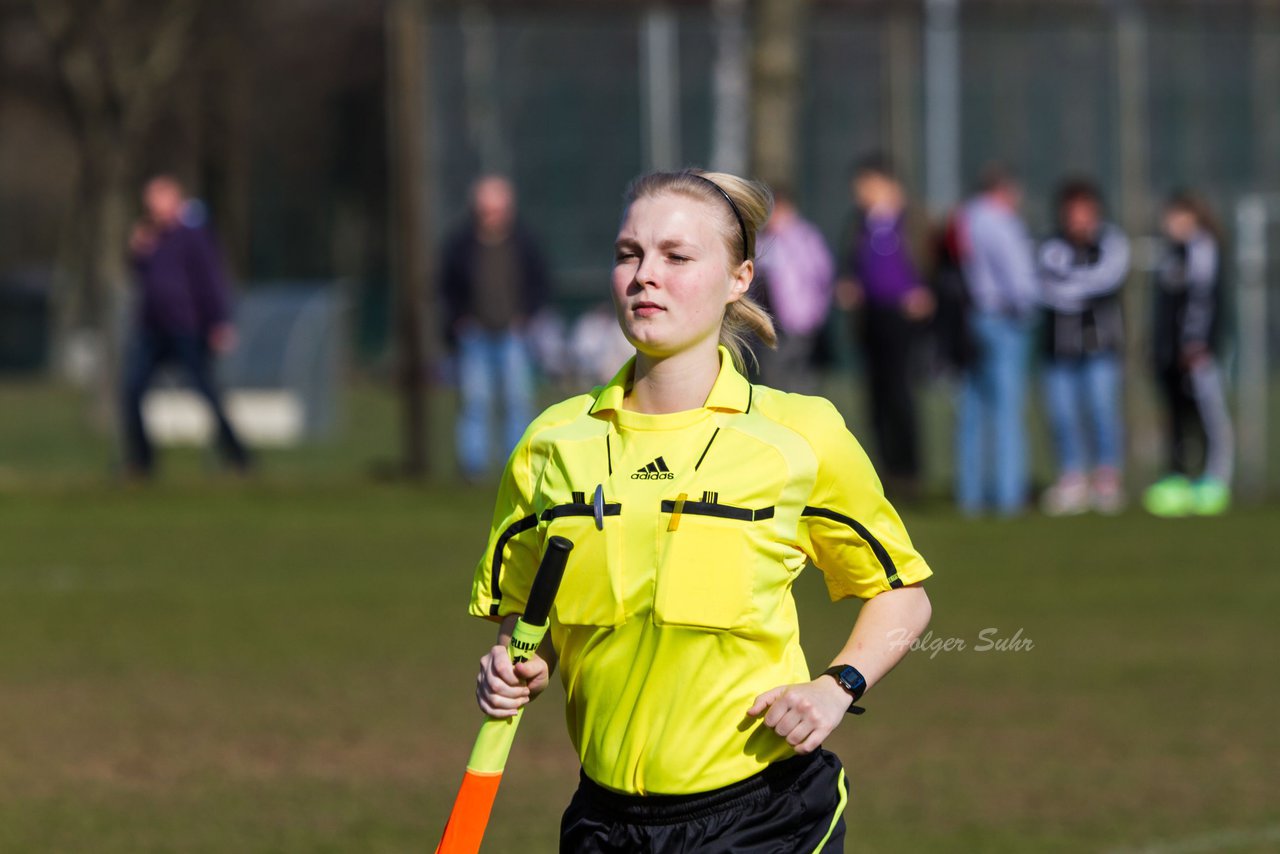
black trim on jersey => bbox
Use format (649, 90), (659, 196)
(488, 499), (623, 615)
(489, 513), (538, 616)
(801, 505), (904, 588)
(542, 501), (622, 522)
(693, 427), (721, 471)
(660, 499), (774, 522)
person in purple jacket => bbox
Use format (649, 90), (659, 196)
(836, 156), (934, 499)
(122, 175), (250, 477)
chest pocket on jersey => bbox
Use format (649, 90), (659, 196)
(654, 499), (774, 632)
(543, 502), (624, 627)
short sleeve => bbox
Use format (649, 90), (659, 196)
(469, 436), (542, 620)
(798, 401), (933, 600)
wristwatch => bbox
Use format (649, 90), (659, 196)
(821, 664), (868, 715)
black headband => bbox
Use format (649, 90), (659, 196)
(691, 173), (750, 262)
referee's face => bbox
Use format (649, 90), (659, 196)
(612, 193), (750, 359)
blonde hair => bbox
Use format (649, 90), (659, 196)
(622, 169), (778, 371)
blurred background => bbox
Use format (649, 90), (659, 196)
(0, 0), (1278, 851)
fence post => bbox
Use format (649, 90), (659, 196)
(710, 0), (750, 175)
(1235, 195), (1269, 501)
(924, 0), (961, 216)
(641, 6), (681, 172)
(1113, 0), (1155, 479)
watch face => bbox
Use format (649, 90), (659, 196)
(838, 666), (866, 695)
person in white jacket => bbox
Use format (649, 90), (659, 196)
(1037, 178), (1131, 515)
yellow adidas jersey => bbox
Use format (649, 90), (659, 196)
(469, 347), (932, 795)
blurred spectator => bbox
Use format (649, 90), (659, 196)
(441, 176), (549, 480)
(836, 155), (934, 498)
(753, 187), (835, 394)
(570, 302), (634, 387)
(955, 165), (1039, 516)
(1143, 191), (1234, 516)
(122, 175), (250, 478)
(927, 211), (973, 378)
(525, 309), (571, 390)
(1037, 178), (1130, 515)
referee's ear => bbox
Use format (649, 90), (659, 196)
(728, 259), (754, 302)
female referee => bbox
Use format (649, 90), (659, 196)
(469, 169), (933, 852)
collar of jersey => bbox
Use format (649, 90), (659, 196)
(589, 345), (750, 429)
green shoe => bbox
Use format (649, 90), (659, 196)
(1192, 478), (1231, 516)
(1143, 475), (1193, 517)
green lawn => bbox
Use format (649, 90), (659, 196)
(0, 381), (1278, 852)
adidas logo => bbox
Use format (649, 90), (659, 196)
(631, 456), (675, 480)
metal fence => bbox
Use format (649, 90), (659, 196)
(428, 1), (1278, 277)
(425, 0), (1280, 496)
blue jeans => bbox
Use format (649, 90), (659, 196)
(456, 327), (534, 476)
(955, 313), (1032, 515)
(1041, 353), (1123, 475)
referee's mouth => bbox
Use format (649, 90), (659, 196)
(633, 300), (666, 317)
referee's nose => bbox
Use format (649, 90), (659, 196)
(631, 254), (661, 292)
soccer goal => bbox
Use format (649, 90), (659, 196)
(143, 283), (344, 448)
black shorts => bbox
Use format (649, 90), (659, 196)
(559, 749), (847, 853)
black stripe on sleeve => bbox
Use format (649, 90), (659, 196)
(801, 505), (904, 589)
(488, 513), (538, 616)
(489, 500), (625, 615)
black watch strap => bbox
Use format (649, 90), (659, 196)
(821, 664), (868, 715)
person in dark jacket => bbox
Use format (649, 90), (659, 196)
(441, 176), (549, 479)
(122, 175), (249, 478)
(1037, 178), (1130, 515)
(1143, 191), (1233, 516)
(836, 156), (934, 499)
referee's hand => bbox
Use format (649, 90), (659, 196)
(475, 644), (551, 718)
(747, 679), (852, 755)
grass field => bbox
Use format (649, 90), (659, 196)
(1, 381), (1278, 852)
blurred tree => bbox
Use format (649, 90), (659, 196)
(30, 0), (204, 434)
(386, 0), (432, 477)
